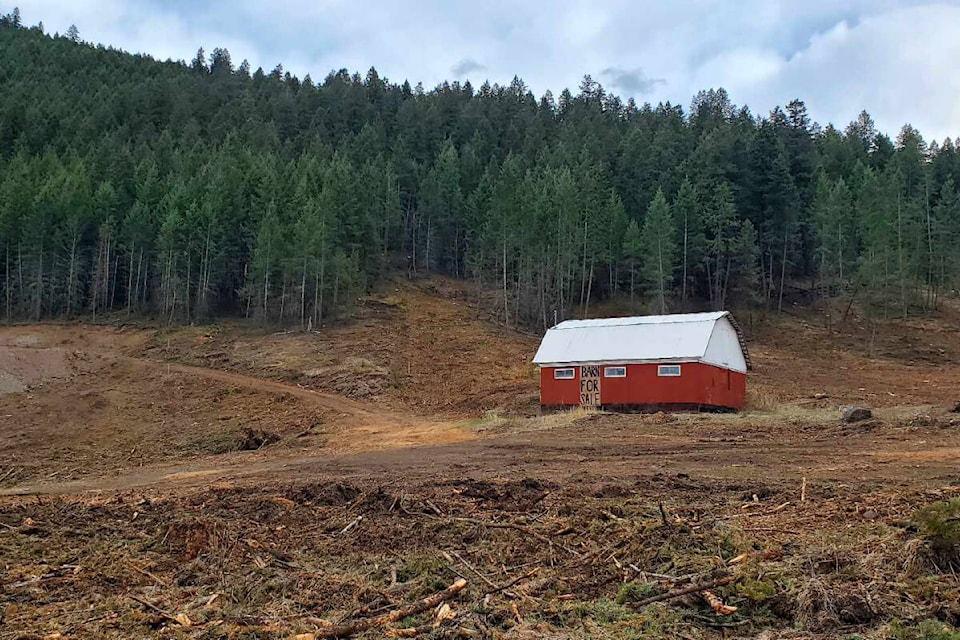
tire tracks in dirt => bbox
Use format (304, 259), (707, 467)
(141, 358), (381, 421)
(0, 345), (474, 496)
(143, 358), (472, 446)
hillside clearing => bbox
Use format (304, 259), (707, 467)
(1, 277), (959, 638)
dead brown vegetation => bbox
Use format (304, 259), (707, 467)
(2, 276), (960, 638)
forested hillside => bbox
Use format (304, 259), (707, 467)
(1, 10), (959, 329)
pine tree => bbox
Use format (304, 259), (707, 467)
(250, 201), (283, 323)
(209, 48), (233, 76)
(156, 183), (190, 321)
(89, 215), (114, 318)
(639, 189), (676, 313)
(811, 172), (856, 301)
(703, 182), (757, 310)
(622, 219), (641, 303)
(191, 48), (208, 74)
(932, 178), (960, 298)
(745, 119), (798, 310)
(857, 166), (898, 316)
(671, 178), (702, 303)
(420, 141), (463, 274)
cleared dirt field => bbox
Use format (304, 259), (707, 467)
(1, 278), (959, 639)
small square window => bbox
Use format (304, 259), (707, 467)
(604, 366), (626, 378)
(554, 368), (575, 380)
(658, 364), (681, 377)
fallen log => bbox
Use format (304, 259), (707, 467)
(385, 625), (432, 638)
(312, 578), (467, 638)
(628, 575), (738, 609)
(385, 603), (457, 637)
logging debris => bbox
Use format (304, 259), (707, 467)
(309, 578), (467, 639)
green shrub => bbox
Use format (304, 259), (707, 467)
(570, 598), (634, 624)
(737, 576), (776, 601)
(615, 581), (659, 605)
(890, 619), (960, 640)
(913, 498), (960, 570)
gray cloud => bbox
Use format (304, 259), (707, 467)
(451, 58), (485, 76)
(600, 67), (664, 95)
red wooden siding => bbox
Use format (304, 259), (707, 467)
(540, 362), (745, 410)
(539, 367), (584, 406)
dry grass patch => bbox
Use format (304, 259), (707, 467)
(472, 406), (601, 434)
(746, 386), (782, 411)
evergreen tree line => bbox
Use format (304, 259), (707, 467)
(1, 12), (959, 329)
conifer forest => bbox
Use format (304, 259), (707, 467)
(1, 10), (959, 329)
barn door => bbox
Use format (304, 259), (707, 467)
(579, 365), (601, 407)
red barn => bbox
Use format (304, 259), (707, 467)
(533, 312), (751, 411)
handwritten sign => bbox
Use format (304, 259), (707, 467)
(580, 365), (601, 407)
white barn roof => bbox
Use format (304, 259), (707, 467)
(532, 311), (751, 373)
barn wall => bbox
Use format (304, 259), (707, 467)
(540, 362), (745, 410)
(703, 317), (748, 373)
(539, 366), (583, 406)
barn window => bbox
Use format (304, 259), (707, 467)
(603, 366), (626, 378)
(554, 368), (575, 380)
(658, 364), (681, 377)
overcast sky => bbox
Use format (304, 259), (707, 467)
(8, 0), (960, 142)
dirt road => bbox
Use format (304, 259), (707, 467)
(5, 403), (958, 498)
